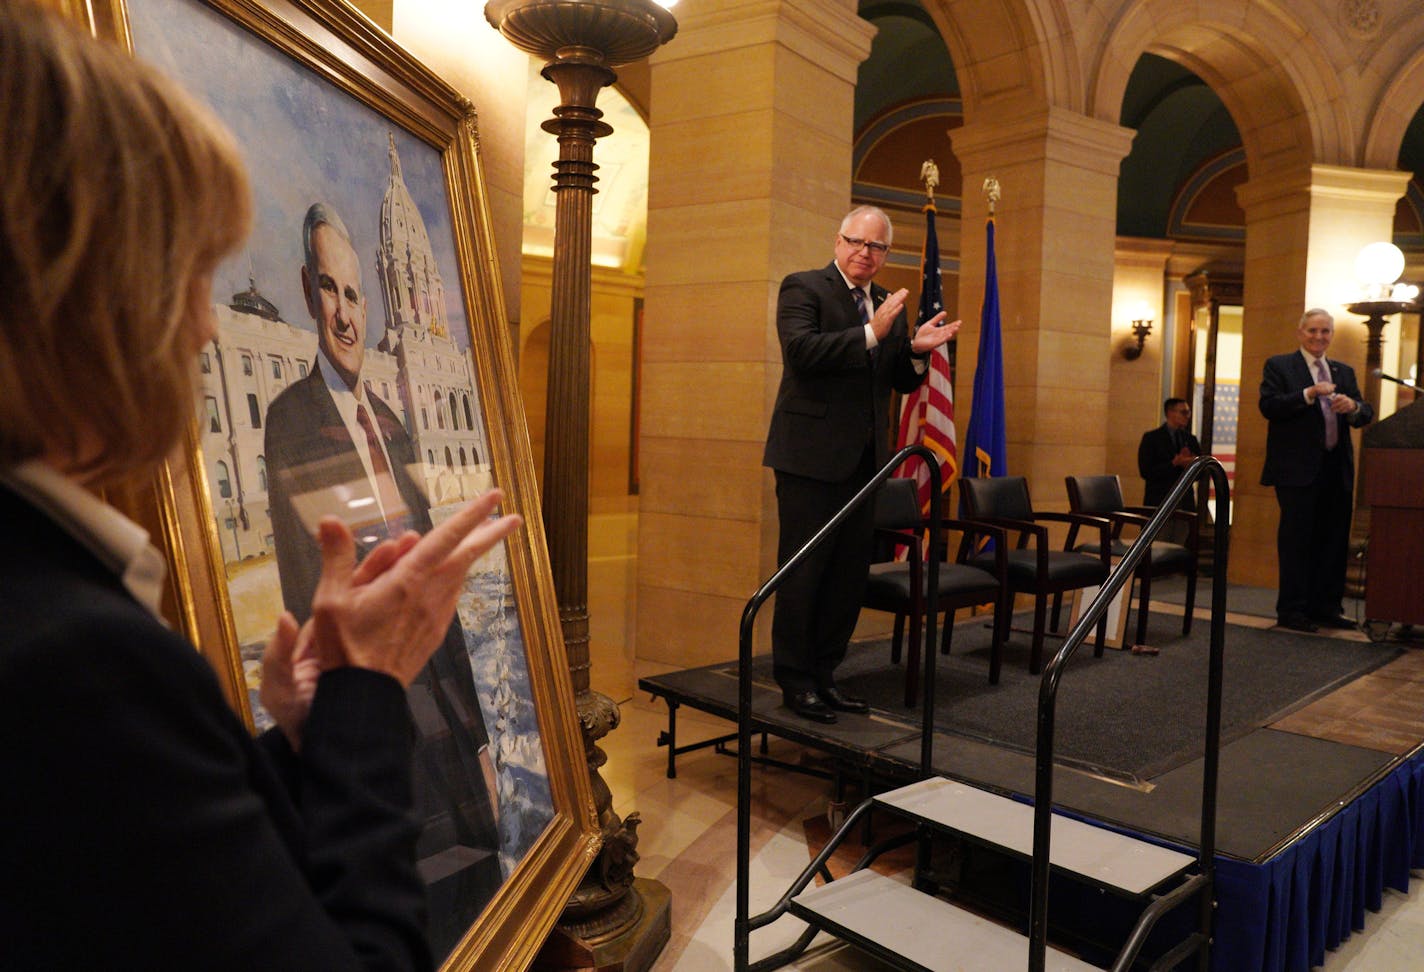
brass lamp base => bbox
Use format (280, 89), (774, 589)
(534, 878), (671, 972)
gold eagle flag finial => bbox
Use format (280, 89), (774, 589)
(920, 159), (940, 204)
(983, 177), (1001, 216)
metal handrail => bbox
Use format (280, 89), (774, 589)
(1028, 456), (1229, 972)
(734, 445), (942, 972)
(730, 452), (1225, 971)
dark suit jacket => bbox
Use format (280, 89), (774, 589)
(0, 485), (430, 970)
(1259, 351), (1373, 488)
(1137, 423), (1202, 507)
(763, 262), (927, 482)
(264, 368), (499, 945)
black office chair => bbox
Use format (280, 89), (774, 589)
(1064, 474), (1198, 647)
(958, 476), (1111, 675)
(861, 478), (1009, 704)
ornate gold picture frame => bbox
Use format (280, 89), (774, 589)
(64, 0), (597, 966)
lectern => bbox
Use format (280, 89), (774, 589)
(1361, 398), (1424, 636)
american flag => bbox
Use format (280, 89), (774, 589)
(896, 201), (957, 516)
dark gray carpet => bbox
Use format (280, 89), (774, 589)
(1147, 574), (1365, 623)
(762, 613), (1400, 781)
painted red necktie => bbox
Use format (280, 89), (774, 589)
(355, 401), (406, 525)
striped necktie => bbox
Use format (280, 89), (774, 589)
(852, 289), (876, 362)
(851, 288), (870, 324)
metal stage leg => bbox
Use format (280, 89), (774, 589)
(653, 694), (768, 779)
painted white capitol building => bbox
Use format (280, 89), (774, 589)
(199, 136), (490, 566)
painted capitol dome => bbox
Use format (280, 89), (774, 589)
(378, 132), (449, 343)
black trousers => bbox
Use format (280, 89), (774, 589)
(770, 453), (876, 694)
(1274, 447), (1353, 621)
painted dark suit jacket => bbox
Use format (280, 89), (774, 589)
(0, 484), (430, 969)
(265, 367), (434, 613)
(264, 367), (499, 954)
(1259, 351), (1373, 488)
(763, 262), (927, 482)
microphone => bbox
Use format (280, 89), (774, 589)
(1380, 373), (1420, 393)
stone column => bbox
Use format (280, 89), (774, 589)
(637, 0), (875, 669)
(1231, 164), (1409, 587)
(950, 108), (1135, 509)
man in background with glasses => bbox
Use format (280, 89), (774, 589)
(1139, 398), (1201, 504)
(1138, 397), (1201, 544)
(763, 205), (959, 723)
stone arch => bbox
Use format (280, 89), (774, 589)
(1088, 0), (1351, 176)
(1363, 50), (1424, 170)
(918, 0), (1063, 118)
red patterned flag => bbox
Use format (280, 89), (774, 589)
(896, 202), (957, 517)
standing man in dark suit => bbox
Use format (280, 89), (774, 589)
(763, 205), (960, 722)
(1259, 308), (1373, 632)
(1138, 397), (1201, 506)
(265, 204), (501, 952)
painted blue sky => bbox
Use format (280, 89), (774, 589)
(128, 0), (470, 351)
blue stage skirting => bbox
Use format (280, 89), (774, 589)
(1213, 746), (1424, 971)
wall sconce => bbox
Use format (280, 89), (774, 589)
(1123, 315), (1153, 360)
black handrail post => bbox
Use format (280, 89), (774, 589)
(1197, 460), (1230, 969)
(1028, 457), (1227, 971)
(920, 460), (942, 775)
(734, 445), (937, 971)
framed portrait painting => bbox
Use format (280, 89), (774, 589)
(65, 0), (598, 967)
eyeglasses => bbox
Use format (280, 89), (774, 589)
(839, 234), (890, 256)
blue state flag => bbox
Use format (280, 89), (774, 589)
(962, 217), (1007, 481)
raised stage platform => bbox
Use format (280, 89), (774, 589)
(638, 584), (1424, 971)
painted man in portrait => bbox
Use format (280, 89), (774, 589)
(264, 202), (501, 955)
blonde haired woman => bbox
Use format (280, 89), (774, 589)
(0, 4), (519, 967)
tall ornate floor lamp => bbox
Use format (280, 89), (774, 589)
(1346, 297), (1420, 417)
(484, 2), (677, 969)
(1343, 242), (1421, 599)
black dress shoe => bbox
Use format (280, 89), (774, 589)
(818, 686), (869, 714)
(1312, 615), (1358, 631)
(782, 690), (837, 724)
(1278, 615), (1319, 633)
